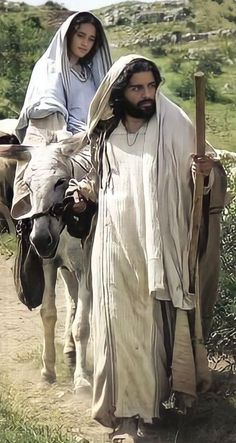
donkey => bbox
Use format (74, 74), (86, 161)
(1, 140), (93, 390)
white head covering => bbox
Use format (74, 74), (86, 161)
(16, 11), (112, 142)
(87, 54), (199, 309)
(87, 54), (143, 136)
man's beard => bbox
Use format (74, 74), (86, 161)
(123, 97), (156, 119)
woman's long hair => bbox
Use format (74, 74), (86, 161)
(66, 12), (103, 65)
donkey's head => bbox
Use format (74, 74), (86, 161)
(25, 147), (71, 258)
(28, 145), (90, 258)
(0, 136), (91, 259)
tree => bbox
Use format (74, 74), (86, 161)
(0, 16), (52, 117)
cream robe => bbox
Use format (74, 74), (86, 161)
(91, 121), (173, 426)
(66, 54), (221, 427)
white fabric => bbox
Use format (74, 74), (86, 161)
(142, 115), (168, 298)
(81, 54), (215, 426)
(91, 122), (171, 423)
(88, 58), (192, 306)
(86, 54), (217, 310)
(155, 91), (195, 309)
(16, 11), (112, 142)
(88, 54), (143, 136)
(0, 118), (18, 137)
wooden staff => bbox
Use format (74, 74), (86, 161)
(189, 72), (206, 293)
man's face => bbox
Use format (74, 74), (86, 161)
(123, 71), (157, 119)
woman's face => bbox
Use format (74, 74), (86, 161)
(69, 22), (96, 60)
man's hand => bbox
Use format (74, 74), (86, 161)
(191, 154), (219, 177)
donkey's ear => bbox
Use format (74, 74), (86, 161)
(59, 132), (89, 156)
(0, 144), (32, 161)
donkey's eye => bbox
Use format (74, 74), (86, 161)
(54, 178), (67, 189)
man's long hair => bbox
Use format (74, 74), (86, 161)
(94, 59), (162, 188)
(109, 59), (162, 121)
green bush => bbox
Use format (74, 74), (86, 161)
(207, 154), (236, 365)
(169, 55), (183, 73)
(171, 65), (223, 103)
(0, 16), (52, 116)
(151, 45), (167, 57)
(197, 51), (223, 76)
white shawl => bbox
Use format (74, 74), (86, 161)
(87, 54), (202, 310)
(16, 11), (112, 142)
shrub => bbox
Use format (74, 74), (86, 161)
(151, 45), (167, 57)
(44, 1), (65, 9)
(0, 16), (52, 116)
(171, 64), (221, 102)
(169, 55), (183, 73)
(174, 71), (195, 99)
(207, 153), (236, 366)
(196, 50), (224, 76)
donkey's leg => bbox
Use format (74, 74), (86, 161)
(40, 261), (57, 383)
(0, 202), (16, 234)
(59, 268), (78, 368)
(72, 270), (91, 390)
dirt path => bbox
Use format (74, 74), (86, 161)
(1, 254), (235, 443)
(0, 254), (110, 443)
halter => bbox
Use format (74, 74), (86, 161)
(25, 153), (88, 222)
(30, 197), (74, 221)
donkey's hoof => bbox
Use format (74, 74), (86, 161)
(74, 376), (92, 395)
(41, 370), (56, 384)
(64, 350), (76, 368)
(74, 385), (92, 397)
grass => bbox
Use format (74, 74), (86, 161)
(152, 371), (236, 443)
(0, 391), (77, 443)
(0, 233), (16, 258)
(176, 372), (236, 443)
(0, 370), (235, 443)
(15, 343), (74, 383)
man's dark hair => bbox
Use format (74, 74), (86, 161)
(109, 59), (162, 119)
(66, 12), (103, 65)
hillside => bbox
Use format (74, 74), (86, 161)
(0, 0), (236, 150)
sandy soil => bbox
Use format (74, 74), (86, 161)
(0, 254), (110, 443)
(1, 253), (235, 443)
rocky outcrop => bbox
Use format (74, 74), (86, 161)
(103, 5), (192, 27)
(119, 28), (236, 48)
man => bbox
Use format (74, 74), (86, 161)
(69, 55), (226, 442)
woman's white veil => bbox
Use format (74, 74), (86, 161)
(16, 11), (112, 142)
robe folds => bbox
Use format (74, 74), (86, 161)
(72, 54), (227, 427)
(91, 121), (174, 425)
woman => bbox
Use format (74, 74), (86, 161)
(12, 11), (111, 219)
(15, 11), (112, 144)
